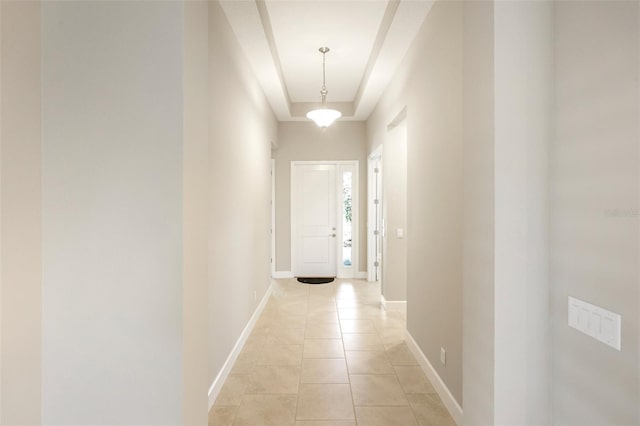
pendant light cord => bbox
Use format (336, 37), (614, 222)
(306, 46), (341, 127)
(320, 48), (329, 107)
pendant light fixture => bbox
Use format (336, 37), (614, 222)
(306, 47), (342, 128)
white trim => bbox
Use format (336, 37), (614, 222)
(208, 284), (273, 410)
(380, 294), (406, 312)
(367, 147), (383, 283)
(336, 162), (358, 279)
(356, 272), (368, 280)
(290, 162), (295, 277)
(404, 330), (463, 426)
(387, 106), (407, 131)
(272, 271), (294, 279)
(271, 159), (276, 277)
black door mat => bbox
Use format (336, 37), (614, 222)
(297, 277), (335, 285)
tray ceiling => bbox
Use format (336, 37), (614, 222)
(220, 0), (434, 121)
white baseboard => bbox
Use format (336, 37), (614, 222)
(356, 272), (368, 279)
(380, 295), (407, 312)
(405, 330), (463, 425)
(207, 284), (273, 410)
(272, 271), (294, 279)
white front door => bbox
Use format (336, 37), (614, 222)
(293, 164), (337, 277)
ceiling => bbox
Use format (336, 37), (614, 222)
(220, 0), (434, 122)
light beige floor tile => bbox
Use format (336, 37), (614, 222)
(342, 333), (385, 351)
(303, 339), (345, 359)
(378, 329), (405, 346)
(337, 309), (364, 320)
(217, 279), (415, 424)
(231, 351), (259, 375)
(301, 358), (349, 383)
(338, 307), (381, 320)
(307, 311), (340, 324)
(372, 316), (406, 330)
(305, 323), (342, 339)
(239, 342), (264, 358)
(394, 366), (435, 394)
(270, 314), (307, 329)
(349, 374), (408, 406)
(307, 301), (338, 312)
(335, 289), (358, 300)
(215, 375), (251, 406)
(308, 294), (336, 304)
(355, 297), (384, 305)
(385, 343), (419, 366)
(254, 313), (276, 327)
(278, 304), (309, 316)
(209, 405), (238, 426)
(247, 365), (300, 394)
(266, 328), (306, 345)
(233, 394), (297, 426)
(406, 393), (456, 426)
(385, 310), (406, 320)
(280, 293), (309, 301)
(309, 286), (337, 296)
(336, 299), (364, 309)
(340, 319), (377, 333)
(257, 344), (303, 366)
(296, 384), (355, 421)
(345, 351), (394, 375)
(355, 406), (418, 426)
(246, 330), (269, 345)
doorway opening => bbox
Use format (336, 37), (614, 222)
(290, 161), (359, 279)
(380, 108), (407, 306)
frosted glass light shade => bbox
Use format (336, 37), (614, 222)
(306, 108), (342, 128)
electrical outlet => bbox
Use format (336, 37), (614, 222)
(254, 290), (257, 301)
(440, 347), (446, 365)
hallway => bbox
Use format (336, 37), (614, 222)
(2, 1), (639, 424)
(208, 279), (454, 426)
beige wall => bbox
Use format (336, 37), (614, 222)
(0, 2), (42, 424)
(207, 0), (277, 387)
(366, 1), (464, 405)
(1, 2), (277, 422)
(381, 121), (407, 302)
(368, 4), (553, 421)
(381, 1), (635, 424)
(493, 2), (553, 424)
(183, 1), (210, 424)
(273, 121), (367, 275)
(552, 2), (639, 424)
(462, 2), (495, 423)
(41, 2), (185, 423)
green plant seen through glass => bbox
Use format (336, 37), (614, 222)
(343, 185), (352, 223)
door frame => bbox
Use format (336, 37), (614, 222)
(367, 146), (383, 282)
(271, 159), (276, 277)
(290, 160), (359, 278)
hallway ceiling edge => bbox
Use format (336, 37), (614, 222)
(219, 0), (434, 122)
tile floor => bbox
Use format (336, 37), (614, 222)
(208, 278), (455, 426)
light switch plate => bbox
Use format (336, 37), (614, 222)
(568, 296), (621, 351)
(396, 228), (404, 239)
